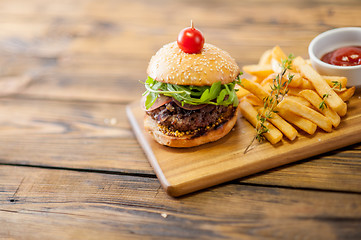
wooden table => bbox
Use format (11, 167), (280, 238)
(0, 0), (360, 239)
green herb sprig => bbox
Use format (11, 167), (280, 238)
(319, 80), (342, 110)
(244, 54), (295, 153)
(142, 75), (242, 110)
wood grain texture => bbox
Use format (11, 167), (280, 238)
(128, 91), (361, 196)
(0, 0), (360, 238)
(0, 97), (359, 194)
(241, 142), (361, 192)
(0, 98), (149, 173)
(1, 165), (361, 240)
(0, 0), (359, 102)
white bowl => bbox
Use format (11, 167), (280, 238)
(308, 27), (361, 87)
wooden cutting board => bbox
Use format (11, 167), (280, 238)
(126, 89), (361, 197)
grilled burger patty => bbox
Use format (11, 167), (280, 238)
(146, 101), (236, 134)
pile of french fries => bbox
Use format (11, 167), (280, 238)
(238, 46), (356, 144)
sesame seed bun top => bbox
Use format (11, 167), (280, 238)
(147, 41), (240, 86)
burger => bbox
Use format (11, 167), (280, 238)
(142, 26), (241, 148)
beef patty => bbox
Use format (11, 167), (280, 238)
(146, 101), (236, 135)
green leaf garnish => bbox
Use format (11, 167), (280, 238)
(142, 75), (242, 110)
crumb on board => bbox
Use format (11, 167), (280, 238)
(104, 118), (118, 125)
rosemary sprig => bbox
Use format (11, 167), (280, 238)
(318, 80), (342, 110)
(244, 54), (294, 153)
(319, 94), (329, 110)
(332, 80), (342, 90)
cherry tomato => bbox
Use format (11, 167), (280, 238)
(177, 22), (205, 54)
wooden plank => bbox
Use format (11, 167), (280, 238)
(0, 98), (150, 173)
(0, 1), (359, 102)
(21, 63), (147, 102)
(0, 165), (360, 239)
(241, 143), (361, 192)
(0, 0), (359, 238)
(127, 90), (361, 196)
(0, 97), (360, 194)
(0, 0), (359, 194)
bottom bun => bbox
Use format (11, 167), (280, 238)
(144, 106), (239, 148)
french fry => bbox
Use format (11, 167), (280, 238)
(253, 77), (263, 83)
(263, 79), (313, 96)
(242, 64), (274, 79)
(270, 59), (311, 90)
(235, 85), (250, 99)
(333, 87), (347, 93)
(277, 107), (317, 135)
(258, 49), (273, 65)
(240, 101), (283, 144)
(284, 71), (304, 88)
(257, 107), (298, 141)
(305, 59), (312, 66)
(338, 104), (347, 117)
(278, 98), (333, 132)
(293, 56), (347, 116)
(260, 73), (275, 86)
(242, 95), (263, 106)
(271, 45), (287, 63)
(284, 95), (313, 108)
(298, 78), (314, 89)
(261, 73), (289, 94)
(337, 86), (356, 102)
(322, 75), (348, 89)
(240, 78), (269, 101)
(239, 45), (354, 145)
(299, 90), (341, 128)
(271, 58), (282, 73)
(286, 87), (303, 96)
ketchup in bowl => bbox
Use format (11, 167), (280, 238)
(321, 46), (361, 66)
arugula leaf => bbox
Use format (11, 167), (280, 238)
(200, 89), (210, 102)
(209, 81), (222, 99)
(217, 89), (228, 104)
(142, 75), (241, 110)
(145, 91), (157, 110)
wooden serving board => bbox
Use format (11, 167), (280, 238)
(126, 89), (361, 197)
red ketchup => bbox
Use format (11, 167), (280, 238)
(321, 46), (361, 66)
